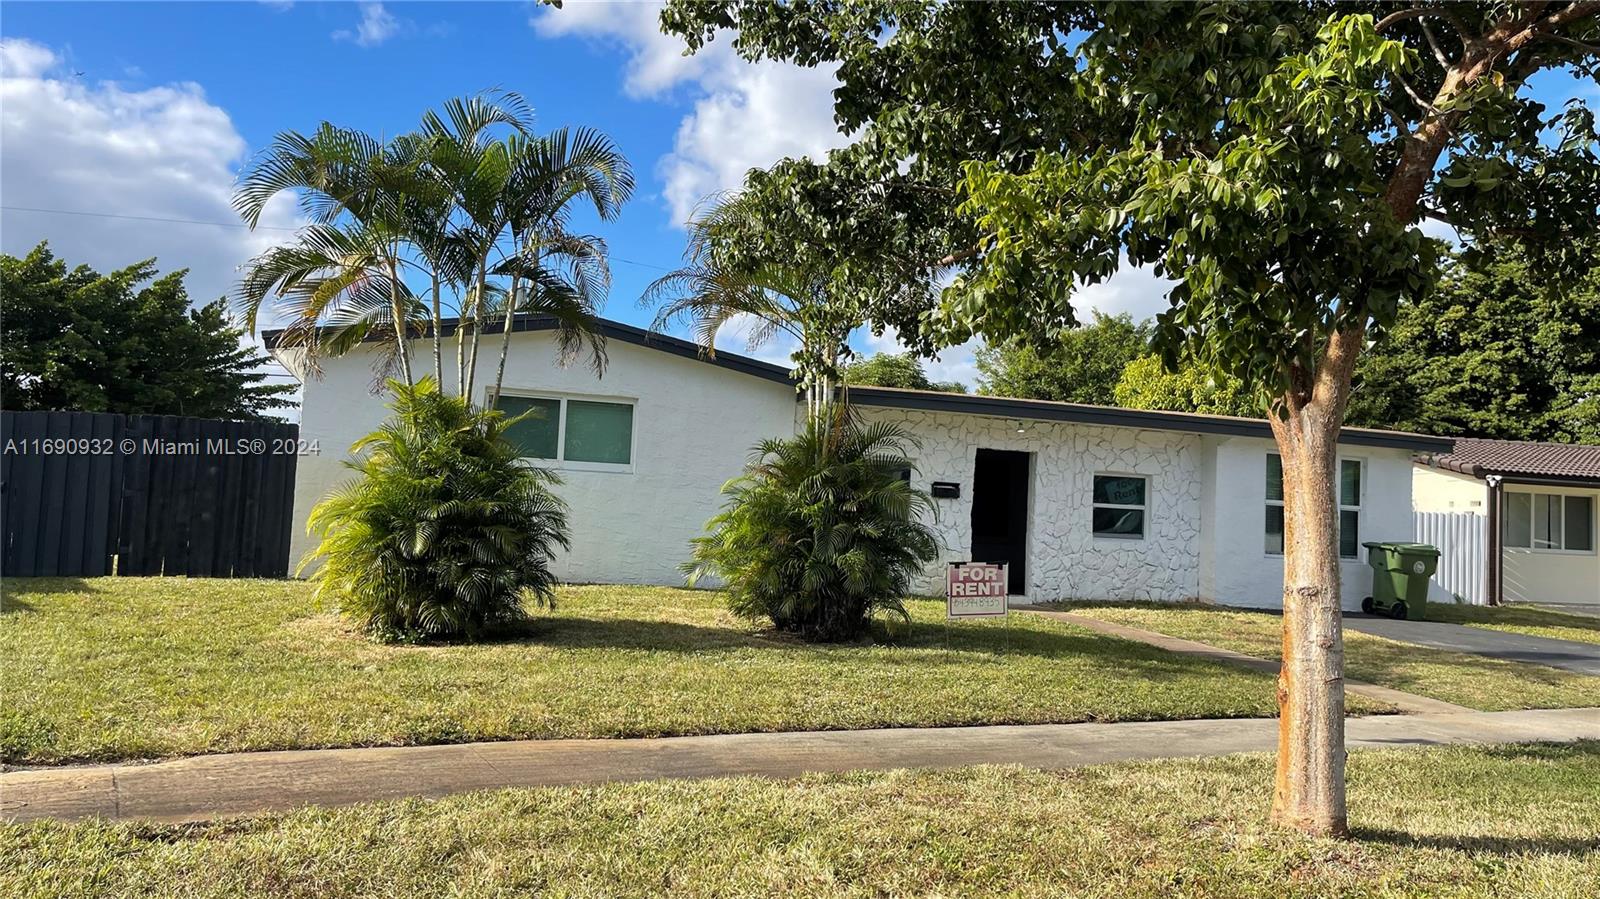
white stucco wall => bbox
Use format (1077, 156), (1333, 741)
(288, 336), (1423, 610)
(1501, 483), (1600, 606)
(1202, 436), (1417, 611)
(1412, 466), (1488, 513)
(854, 407), (1204, 602)
(290, 333), (797, 585)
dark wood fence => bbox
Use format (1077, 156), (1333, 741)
(1, 411), (299, 578)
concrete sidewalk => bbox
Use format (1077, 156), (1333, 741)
(4, 708), (1595, 824)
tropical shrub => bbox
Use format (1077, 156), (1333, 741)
(685, 405), (941, 642)
(304, 377), (569, 642)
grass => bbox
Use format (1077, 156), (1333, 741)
(1055, 602), (1600, 712)
(4, 742), (1596, 898)
(0, 577), (1360, 766)
(1424, 601), (1600, 646)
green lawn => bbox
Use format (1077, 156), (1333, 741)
(5, 742), (1595, 898)
(1425, 601), (1600, 646)
(1054, 602), (1600, 712)
(0, 578), (1349, 766)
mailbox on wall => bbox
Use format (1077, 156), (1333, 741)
(931, 482), (961, 499)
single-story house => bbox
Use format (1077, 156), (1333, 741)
(269, 315), (1450, 610)
(1414, 439), (1599, 607)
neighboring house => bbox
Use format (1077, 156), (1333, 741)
(1415, 439), (1600, 607)
(268, 315), (1448, 610)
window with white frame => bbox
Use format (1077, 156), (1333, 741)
(495, 393), (635, 467)
(1503, 491), (1594, 552)
(1265, 454), (1362, 558)
(1092, 474), (1147, 539)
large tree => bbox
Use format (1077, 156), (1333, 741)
(662, 1), (1600, 834)
(0, 243), (295, 419)
(843, 352), (966, 393)
(1348, 238), (1600, 441)
(975, 311), (1148, 404)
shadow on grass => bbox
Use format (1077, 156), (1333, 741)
(1053, 599), (1594, 689)
(1354, 828), (1600, 854)
(470, 607), (1274, 684)
(1431, 602), (1600, 635)
(0, 577), (104, 613)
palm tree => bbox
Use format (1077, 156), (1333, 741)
(233, 94), (634, 407)
(234, 124), (439, 385)
(483, 128), (634, 407)
(643, 193), (857, 418)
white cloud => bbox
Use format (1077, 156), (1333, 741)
(533, 0), (849, 226)
(0, 37), (55, 77)
(0, 37), (303, 314)
(333, 3), (401, 48)
(1075, 262), (1175, 323)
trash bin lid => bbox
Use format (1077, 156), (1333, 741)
(1362, 541), (1440, 556)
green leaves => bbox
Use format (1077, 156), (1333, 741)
(685, 404), (940, 642)
(660, 1), (1598, 408)
(306, 376), (570, 643)
(0, 244), (295, 418)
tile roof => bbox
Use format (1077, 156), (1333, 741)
(1417, 437), (1600, 481)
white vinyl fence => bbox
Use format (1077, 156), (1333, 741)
(1413, 511), (1488, 605)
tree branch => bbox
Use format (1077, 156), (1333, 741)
(934, 242), (983, 269)
(1375, 7), (1432, 33)
(1393, 70), (1438, 113)
(1534, 31), (1600, 54)
(1420, 19), (1453, 66)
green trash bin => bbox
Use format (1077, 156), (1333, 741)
(1361, 542), (1440, 620)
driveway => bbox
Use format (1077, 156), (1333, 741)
(1344, 615), (1600, 676)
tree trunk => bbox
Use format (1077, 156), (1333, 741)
(431, 270), (443, 385)
(489, 274), (521, 411)
(387, 256), (413, 386)
(463, 263), (488, 404)
(1267, 395), (1349, 836)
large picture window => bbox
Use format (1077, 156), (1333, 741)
(1503, 492), (1594, 552)
(1265, 455), (1362, 558)
(1092, 474), (1147, 539)
(496, 393), (634, 468)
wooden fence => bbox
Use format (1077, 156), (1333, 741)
(1, 410), (299, 578)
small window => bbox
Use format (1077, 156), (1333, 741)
(1092, 474), (1147, 539)
(1265, 454), (1285, 554)
(1504, 492), (1533, 548)
(1265, 454), (1361, 558)
(498, 396), (560, 460)
(1566, 496), (1593, 552)
(495, 393), (634, 467)
(564, 400), (633, 464)
(1338, 459), (1362, 559)
(1505, 491), (1594, 552)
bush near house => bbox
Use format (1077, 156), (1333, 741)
(685, 405), (941, 641)
(305, 377), (569, 643)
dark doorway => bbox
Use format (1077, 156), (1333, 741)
(970, 448), (1030, 595)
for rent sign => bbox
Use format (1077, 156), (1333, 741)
(946, 562), (1008, 619)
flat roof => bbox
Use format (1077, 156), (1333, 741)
(265, 313), (1452, 452)
(846, 386), (1452, 451)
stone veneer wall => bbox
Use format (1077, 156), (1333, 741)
(857, 407), (1204, 602)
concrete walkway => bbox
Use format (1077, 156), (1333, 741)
(1344, 615), (1600, 676)
(1020, 606), (1473, 715)
(3, 708), (1595, 825)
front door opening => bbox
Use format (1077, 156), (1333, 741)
(970, 448), (1029, 595)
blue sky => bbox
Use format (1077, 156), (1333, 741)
(2, 2), (1595, 395)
